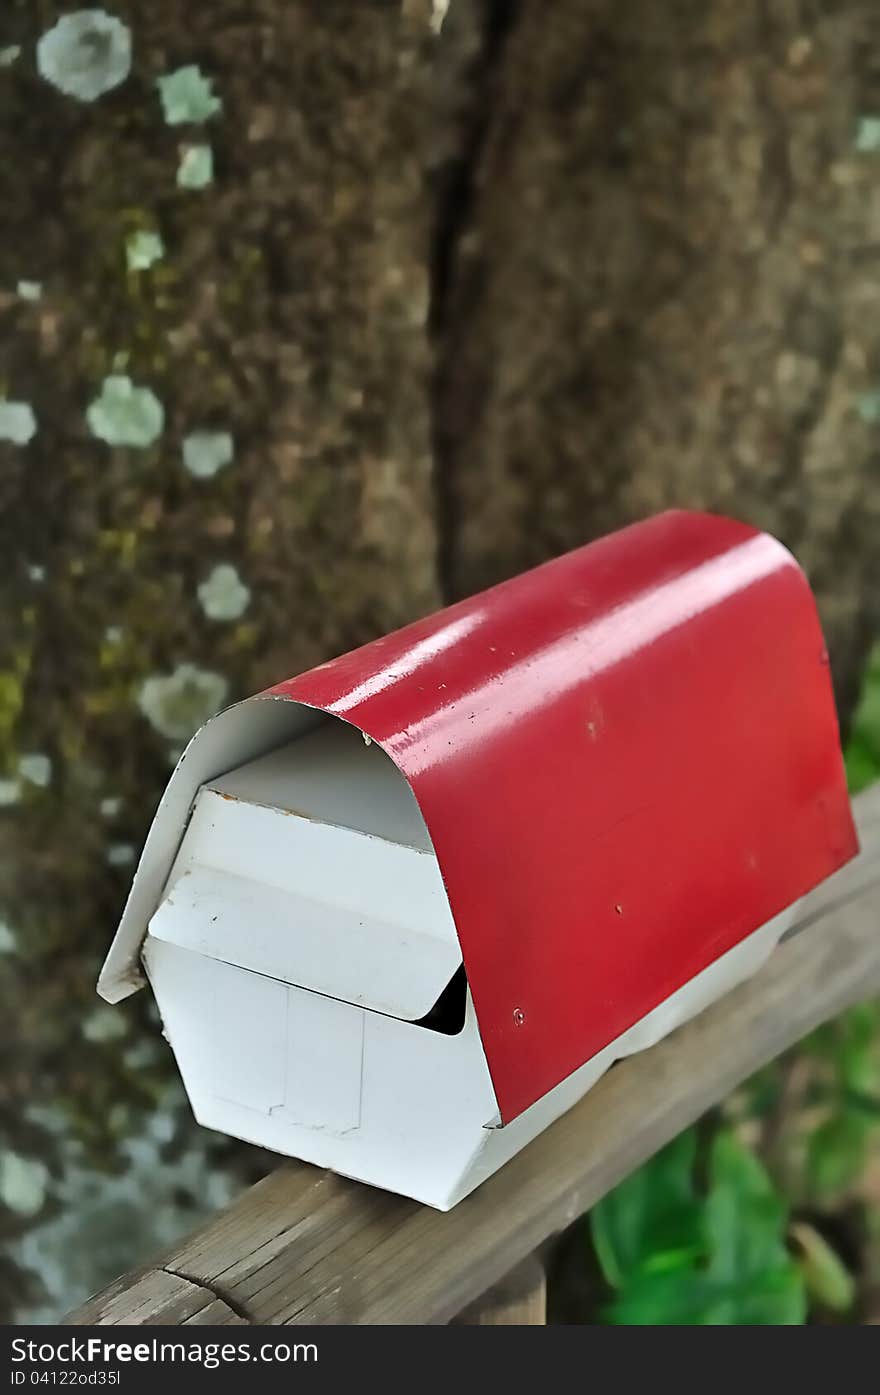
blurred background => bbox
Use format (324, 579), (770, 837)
(1, 1), (878, 1324)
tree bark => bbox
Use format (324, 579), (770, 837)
(433, 0), (880, 720)
(0, 0), (439, 1319)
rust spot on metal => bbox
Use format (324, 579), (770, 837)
(279, 806), (319, 822)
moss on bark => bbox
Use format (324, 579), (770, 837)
(0, 1), (439, 1318)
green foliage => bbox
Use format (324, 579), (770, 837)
(789, 1221), (856, 1313)
(591, 1131), (704, 1289)
(800, 661), (880, 1200)
(844, 643), (880, 793)
(591, 1130), (805, 1324)
(803, 1001), (880, 1197)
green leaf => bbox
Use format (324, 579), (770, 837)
(602, 1269), (715, 1325)
(705, 1131), (790, 1282)
(590, 1130), (704, 1289)
(595, 1130), (806, 1325)
(701, 1267), (806, 1326)
(603, 1264), (804, 1326)
(845, 736), (879, 794)
(841, 1087), (880, 1120)
(844, 644), (880, 792)
(807, 1112), (870, 1196)
(837, 1001), (880, 1094)
(790, 1222), (855, 1313)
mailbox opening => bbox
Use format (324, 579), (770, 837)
(139, 715), (500, 1208)
(413, 966), (468, 1036)
(146, 718), (465, 1023)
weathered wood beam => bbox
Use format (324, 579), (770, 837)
(454, 1255), (547, 1325)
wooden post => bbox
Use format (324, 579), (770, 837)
(65, 783), (880, 1326)
(454, 1254), (547, 1325)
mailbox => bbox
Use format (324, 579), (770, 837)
(98, 510), (857, 1209)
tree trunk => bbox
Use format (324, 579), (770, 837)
(0, 0), (439, 1319)
(434, 0), (880, 721)
(0, 0), (876, 1319)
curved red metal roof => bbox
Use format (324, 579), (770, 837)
(270, 510), (857, 1122)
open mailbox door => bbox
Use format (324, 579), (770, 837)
(147, 722), (464, 1023)
(98, 510), (858, 1209)
(140, 722), (500, 1208)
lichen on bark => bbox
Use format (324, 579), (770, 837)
(0, 0), (439, 1319)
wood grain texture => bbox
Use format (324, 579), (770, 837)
(67, 782), (880, 1326)
(66, 1267), (246, 1326)
(454, 1255), (547, 1325)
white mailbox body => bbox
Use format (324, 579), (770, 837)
(115, 712), (795, 1211)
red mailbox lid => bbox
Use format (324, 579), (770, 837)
(271, 510), (857, 1123)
